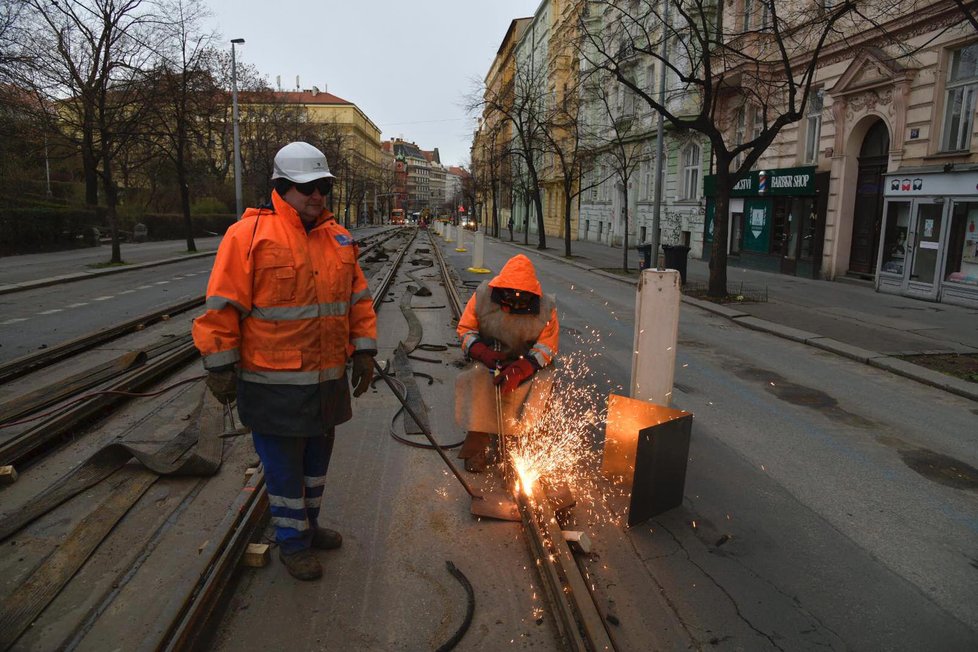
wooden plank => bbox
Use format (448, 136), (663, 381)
(0, 465), (16, 484)
(0, 468), (157, 651)
(241, 543), (269, 568)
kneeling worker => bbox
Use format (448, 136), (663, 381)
(193, 142), (377, 581)
(455, 254), (559, 472)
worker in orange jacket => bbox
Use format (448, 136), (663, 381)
(192, 142), (377, 581)
(455, 254), (559, 472)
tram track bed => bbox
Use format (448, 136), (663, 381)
(0, 226), (617, 651)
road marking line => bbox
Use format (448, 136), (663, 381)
(68, 302), (88, 308)
(0, 318), (28, 325)
(118, 289), (135, 294)
(137, 285), (153, 290)
(155, 281), (169, 285)
(93, 295), (113, 301)
(38, 309), (63, 315)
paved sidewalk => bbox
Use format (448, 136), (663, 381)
(494, 229), (978, 402)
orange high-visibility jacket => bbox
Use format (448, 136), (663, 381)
(456, 254), (558, 368)
(192, 191), (377, 385)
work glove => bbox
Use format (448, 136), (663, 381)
(206, 369), (237, 403)
(351, 352), (375, 397)
(468, 341), (506, 369)
(494, 358), (537, 394)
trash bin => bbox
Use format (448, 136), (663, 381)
(636, 243), (654, 270)
(661, 244), (691, 284)
(133, 223), (148, 243)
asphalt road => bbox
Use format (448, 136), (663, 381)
(4, 231), (975, 649)
(0, 257), (210, 363)
(459, 240), (978, 650)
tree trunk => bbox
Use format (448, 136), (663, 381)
(176, 148), (196, 253)
(101, 158), (122, 264)
(83, 126), (99, 206)
(524, 196), (530, 245)
(563, 181), (573, 258)
(622, 185), (629, 273)
(533, 188), (546, 250)
(709, 163), (731, 297)
(491, 180), (499, 239)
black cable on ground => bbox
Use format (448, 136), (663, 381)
(436, 560), (475, 652)
(379, 373), (463, 450)
(417, 344), (449, 352)
(407, 354), (442, 364)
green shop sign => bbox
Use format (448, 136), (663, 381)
(704, 166), (816, 197)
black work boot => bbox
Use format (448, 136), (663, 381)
(311, 527), (343, 550)
(464, 449), (488, 473)
(279, 548), (322, 581)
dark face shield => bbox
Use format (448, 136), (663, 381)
(492, 287), (540, 314)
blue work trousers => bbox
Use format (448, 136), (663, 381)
(252, 430), (335, 554)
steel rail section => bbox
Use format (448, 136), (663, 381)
(429, 230), (616, 651)
(161, 229), (417, 649)
(0, 296), (204, 386)
(0, 337), (199, 466)
(429, 230), (464, 321)
(157, 471), (268, 652)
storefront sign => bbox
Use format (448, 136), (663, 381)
(884, 170), (978, 197)
(704, 166), (817, 197)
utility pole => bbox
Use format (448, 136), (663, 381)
(650, 1), (670, 267)
(231, 38), (245, 219)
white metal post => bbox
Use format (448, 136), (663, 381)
(630, 269), (681, 405)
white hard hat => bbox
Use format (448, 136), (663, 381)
(271, 141), (335, 183)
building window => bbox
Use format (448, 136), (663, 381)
(733, 106), (747, 168)
(804, 89), (824, 163)
(941, 43), (978, 152)
(682, 144), (701, 200)
(743, 0), (753, 31)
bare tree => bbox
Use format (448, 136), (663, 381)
(476, 53), (551, 249)
(585, 74), (646, 272)
(142, 0), (216, 252)
(473, 120), (508, 238)
(580, 0), (873, 296)
(542, 74), (599, 258)
(23, 0), (161, 263)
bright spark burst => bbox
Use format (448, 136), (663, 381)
(507, 343), (609, 512)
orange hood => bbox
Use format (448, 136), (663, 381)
(488, 254), (542, 296)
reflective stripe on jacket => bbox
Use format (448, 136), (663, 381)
(192, 191), (377, 385)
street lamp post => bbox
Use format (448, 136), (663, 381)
(231, 38), (245, 219)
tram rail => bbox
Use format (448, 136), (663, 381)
(430, 230), (615, 651)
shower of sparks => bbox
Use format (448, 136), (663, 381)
(508, 343), (609, 511)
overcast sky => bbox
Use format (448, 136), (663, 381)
(206, 0), (537, 168)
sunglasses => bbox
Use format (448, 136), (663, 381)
(293, 178), (333, 196)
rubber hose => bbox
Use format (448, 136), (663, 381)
(436, 561), (475, 652)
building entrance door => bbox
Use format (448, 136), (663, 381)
(905, 201), (947, 300)
(849, 120), (890, 276)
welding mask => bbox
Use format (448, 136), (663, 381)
(491, 286), (540, 315)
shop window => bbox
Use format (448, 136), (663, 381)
(804, 89), (824, 164)
(945, 202), (978, 285)
(682, 144), (701, 200)
(880, 202), (910, 275)
(941, 43), (978, 152)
